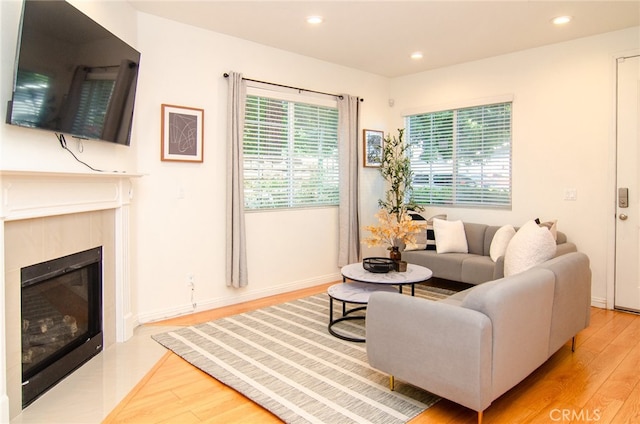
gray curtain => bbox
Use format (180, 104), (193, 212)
(225, 72), (249, 288)
(337, 95), (361, 266)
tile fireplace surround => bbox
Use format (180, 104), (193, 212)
(0, 170), (138, 421)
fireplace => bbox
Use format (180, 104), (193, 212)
(0, 170), (137, 420)
(21, 247), (103, 407)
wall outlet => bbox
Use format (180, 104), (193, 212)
(187, 273), (196, 310)
(564, 188), (577, 201)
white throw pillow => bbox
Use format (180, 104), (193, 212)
(433, 219), (468, 254)
(490, 224), (516, 262)
(504, 220), (557, 277)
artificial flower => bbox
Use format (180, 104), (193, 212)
(362, 209), (426, 250)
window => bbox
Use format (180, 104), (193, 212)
(243, 93), (339, 210)
(71, 77), (116, 139)
(407, 101), (512, 207)
(10, 70), (51, 127)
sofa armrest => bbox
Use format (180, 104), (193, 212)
(555, 241), (577, 257)
(366, 292), (493, 412)
(492, 241), (576, 281)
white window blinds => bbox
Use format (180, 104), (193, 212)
(243, 94), (339, 210)
(71, 78), (116, 139)
(406, 101), (512, 207)
(10, 70), (50, 127)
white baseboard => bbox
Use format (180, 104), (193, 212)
(136, 272), (341, 324)
(0, 394), (9, 424)
(137, 281), (613, 324)
(591, 296), (607, 309)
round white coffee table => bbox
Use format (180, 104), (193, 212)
(341, 262), (433, 296)
(327, 262), (433, 342)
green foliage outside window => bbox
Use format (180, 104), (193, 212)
(407, 102), (512, 207)
(243, 95), (339, 210)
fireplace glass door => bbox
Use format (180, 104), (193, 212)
(21, 247), (103, 407)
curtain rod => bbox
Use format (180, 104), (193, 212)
(223, 73), (364, 102)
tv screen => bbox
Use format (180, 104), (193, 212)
(6, 0), (141, 145)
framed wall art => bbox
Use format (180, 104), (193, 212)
(161, 104), (204, 162)
(363, 129), (384, 168)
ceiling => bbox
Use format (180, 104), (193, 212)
(128, 1), (640, 78)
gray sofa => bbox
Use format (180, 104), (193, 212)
(402, 222), (577, 285)
(366, 251), (591, 423)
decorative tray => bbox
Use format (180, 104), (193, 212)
(362, 257), (396, 273)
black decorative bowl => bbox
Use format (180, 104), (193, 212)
(363, 257), (396, 273)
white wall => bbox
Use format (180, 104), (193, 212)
(132, 13), (390, 322)
(388, 27), (640, 305)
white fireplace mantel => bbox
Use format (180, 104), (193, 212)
(1, 170), (141, 221)
(0, 169), (142, 422)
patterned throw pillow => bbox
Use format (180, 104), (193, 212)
(405, 213), (447, 251)
(406, 213), (427, 250)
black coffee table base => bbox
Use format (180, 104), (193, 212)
(328, 297), (367, 343)
(326, 282), (397, 343)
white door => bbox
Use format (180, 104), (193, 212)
(615, 54), (640, 312)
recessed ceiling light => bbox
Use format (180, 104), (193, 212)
(411, 52), (424, 60)
(552, 16), (572, 25)
(307, 16), (323, 25)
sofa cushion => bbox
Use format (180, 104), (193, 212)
(483, 226), (502, 257)
(461, 255), (498, 285)
(434, 219), (468, 254)
(401, 250), (467, 281)
(489, 224), (516, 262)
(504, 220), (557, 277)
(463, 222), (489, 255)
(438, 286), (474, 306)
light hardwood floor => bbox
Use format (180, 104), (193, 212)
(104, 283), (640, 424)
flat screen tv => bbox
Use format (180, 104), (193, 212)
(6, 0), (141, 146)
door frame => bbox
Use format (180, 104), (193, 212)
(607, 49), (640, 310)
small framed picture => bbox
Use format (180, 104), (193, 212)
(161, 104), (204, 162)
(363, 129), (384, 168)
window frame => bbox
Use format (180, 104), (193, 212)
(10, 69), (52, 128)
(242, 85), (340, 211)
(405, 96), (513, 209)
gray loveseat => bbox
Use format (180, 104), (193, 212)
(366, 251), (591, 423)
(402, 221), (577, 285)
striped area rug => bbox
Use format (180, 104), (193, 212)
(152, 284), (453, 423)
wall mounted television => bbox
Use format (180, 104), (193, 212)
(6, 0), (141, 146)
